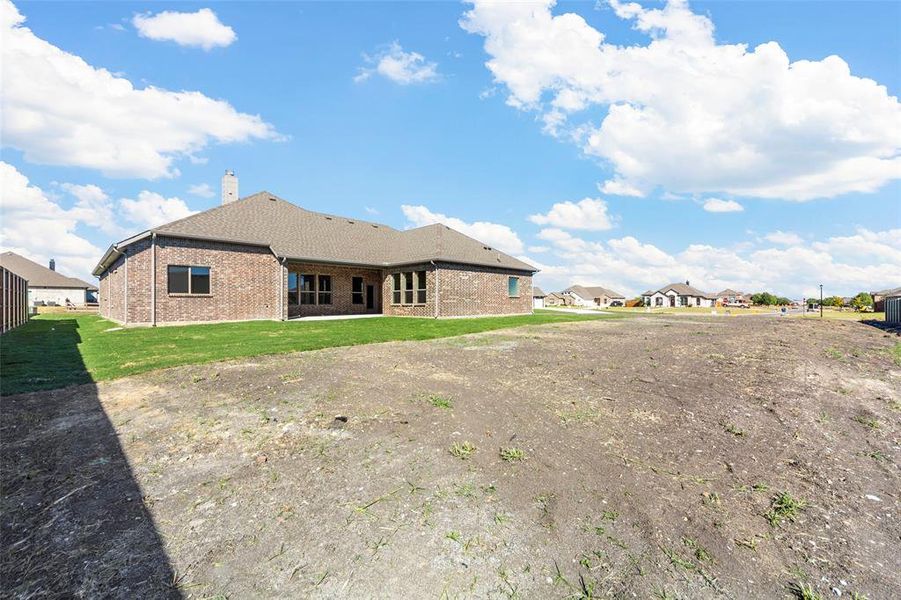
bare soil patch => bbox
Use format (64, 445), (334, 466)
(2, 317), (899, 598)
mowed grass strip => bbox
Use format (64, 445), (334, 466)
(0, 310), (622, 395)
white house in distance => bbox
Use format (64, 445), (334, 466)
(0, 252), (97, 306)
(642, 281), (715, 308)
(532, 286), (546, 309)
(562, 285), (626, 308)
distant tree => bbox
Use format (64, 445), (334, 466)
(851, 292), (874, 311)
(822, 295), (845, 307)
(751, 292), (778, 306)
(775, 296), (792, 305)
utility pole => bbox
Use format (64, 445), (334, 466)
(820, 284), (823, 319)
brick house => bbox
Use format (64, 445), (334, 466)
(562, 284), (625, 308)
(92, 191), (536, 325)
(641, 282), (715, 308)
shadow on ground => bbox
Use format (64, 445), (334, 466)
(0, 319), (180, 597)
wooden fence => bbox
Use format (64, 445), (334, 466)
(886, 297), (900, 325)
(1, 267), (28, 334)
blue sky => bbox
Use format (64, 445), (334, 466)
(1, 0), (899, 298)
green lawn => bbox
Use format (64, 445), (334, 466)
(0, 310), (621, 395)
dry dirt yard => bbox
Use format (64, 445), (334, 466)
(2, 316), (899, 599)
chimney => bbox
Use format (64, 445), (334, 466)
(49, 259), (55, 271)
(685, 280), (690, 286)
(221, 170), (238, 205)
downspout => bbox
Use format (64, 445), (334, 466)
(279, 257), (287, 320)
(150, 233), (156, 327)
(123, 250), (128, 324)
(430, 260), (439, 319)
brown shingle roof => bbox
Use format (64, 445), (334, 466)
(0, 252), (97, 290)
(532, 287), (546, 297)
(564, 284), (625, 300)
(658, 282), (714, 298)
(94, 192), (534, 275)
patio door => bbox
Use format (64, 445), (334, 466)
(366, 285), (375, 309)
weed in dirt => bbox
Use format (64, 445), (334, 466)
(849, 593), (869, 600)
(500, 447), (525, 462)
(428, 395), (453, 409)
(764, 492), (807, 527)
(852, 415), (880, 430)
(723, 423), (745, 437)
(661, 546), (695, 571)
(655, 588), (683, 600)
(702, 491), (721, 507)
(864, 450), (889, 462)
(682, 537), (712, 562)
(892, 342), (901, 366)
(535, 493), (555, 528)
(825, 347), (844, 360)
(816, 411), (831, 424)
(446, 530), (463, 544)
(493, 512), (511, 525)
(734, 536), (758, 551)
(790, 581), (823, 600)
(449, 441), (476, 460)
(455, 482), (477, 498)
(601, 509), (618, 522)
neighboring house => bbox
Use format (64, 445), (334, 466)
(714, 289), (748, 306)
(544, 292), (566, 307)
(532, 287), (546, 309)
(92, 188), (537, 325)
(562, 285), (625, 308)
(642, 281), (715, 308)
(0, 252), (97, 307)
(871, 286), (901, 312)
(1, 266), (28, 333)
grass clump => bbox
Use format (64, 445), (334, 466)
(682, 537), (712, 562)
(852, 415), (880, 430)
(428, 395), (453, 409)
(499, 447), (525, 462)
(723, 423), (745, 437)
(764, 492), (807, 527)
(448, 441), (476, 461)
(790, 582), (823, 600)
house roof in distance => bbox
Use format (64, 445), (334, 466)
(715, 288), (746, 297)
(564, 284), (625, 300)
(532, 287), (546, 297)
(94, 192), (535, 275)
(0, 252), (97, 290)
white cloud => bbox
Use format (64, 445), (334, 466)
(59, 183), (127, 236)
(188, 183), (215, 198)
(355, 42), (440, 85)
(764, 230), (803, 245)
(461, 0), (901, 201)
(132, 8), (236, 50)
(1, 0), (278, 179)
(529, 197), (616, 230)
(530, 224), (901, 299)
(401, 205), (524, 255)
(120, 191), (197, 229)
(0, 162), (104, 281)
(703, 198), (744, 213)
(364, 206), (380, 215)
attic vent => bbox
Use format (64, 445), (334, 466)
(324, 216), (333, 220)
(483, 246), (492, 251)
(347, 220), (355, 224)
(371, 224), (379, 228)
(269, 197), (277, 201)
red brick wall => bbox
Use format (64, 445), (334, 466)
(381, 263), (532, 318)
(99, 253), (127, 323)
(434, 262), (532, 317)
(382, 264), (437, 317)
(98, 237), (534, 324)
(286, 262), (382, 318)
